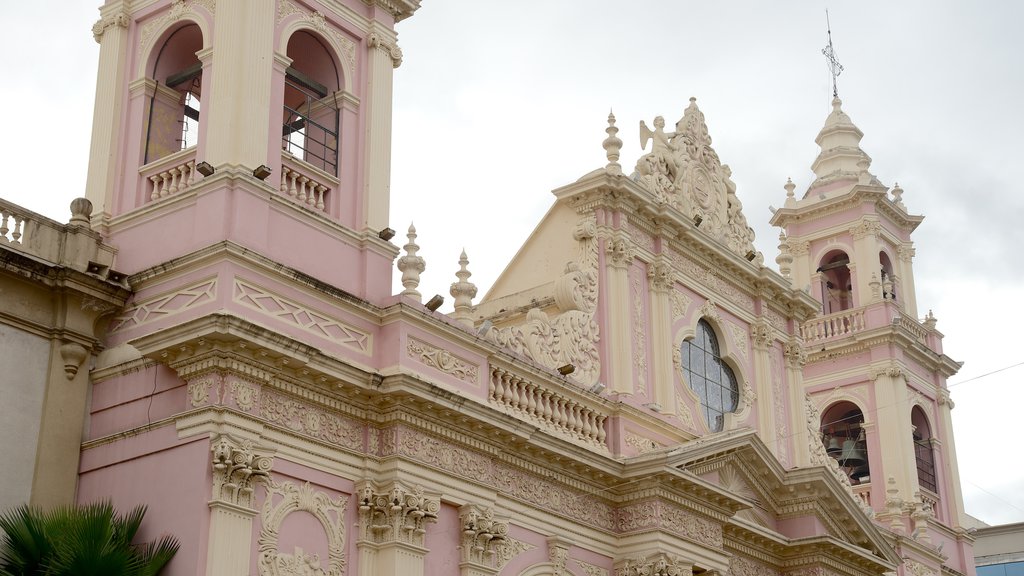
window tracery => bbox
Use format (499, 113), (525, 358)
(680, 319), (739, 432)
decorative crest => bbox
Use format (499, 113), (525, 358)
(822, 10), (844, 98)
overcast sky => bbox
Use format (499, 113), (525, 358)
(3, 1), (1021, 525)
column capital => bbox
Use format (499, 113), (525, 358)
(356, 481), (439, 547)
(210, 433), (273, 510)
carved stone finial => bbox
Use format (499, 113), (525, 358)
(604, 110), (623, 175)
(450, 249), (477, 326)
(69, 198), (93, 227)
(397, 223), (426, 302)
(857, 157), (872, 184)
(923, 309), (937, 330)
(891, 182), (906, 210)
(784, 177), (797, 207)
(776, 230), (793, 279)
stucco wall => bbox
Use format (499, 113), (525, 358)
(0, 324), (50, 511)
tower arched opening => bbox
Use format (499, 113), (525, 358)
(879, 250), (897, 301)
(283, 30), (341, 176)
(911, 406), (937, 493)
(145, 23), (204, 164)
(817, 250), (852, 314)
(820, 401), (870, 484)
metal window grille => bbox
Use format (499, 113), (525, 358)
(915, 439), (937, 492)
(282, 73), (339, 175)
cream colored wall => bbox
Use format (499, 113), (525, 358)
(484, 202), (578, 302)
(0, 325), (50, 512)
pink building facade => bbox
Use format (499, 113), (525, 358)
(0, 1), (975, 575)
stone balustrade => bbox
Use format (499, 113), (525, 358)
(280, 152), (335, 213)
(141, 148), (198, 201)
(489, 366), (607, 448)
(800, 308), (866, 342)
(852, 483), (871, 508)
(0, 199), (64, 262)
(894, 314), (929, 344)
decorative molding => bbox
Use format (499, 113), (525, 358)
(730, 555), (780, 576)
(606, 236), (636, 269)
(459, 505), (508, 567)
(548, 537), (571, 576)
(729, 322), (749, 358)
(258, 481), (346, 576)
(633, 99), (758, 262)
(367, 31), (403, 67)
(647, 260), (675, 292)
(234, 279), (370, 353)
(139, 0), (212, 57)
(210, 434), (273, 509)
(92, 10), (129, 42)
(631, 274), (648, 395)
(625, 433), (663, 454)
(898, 243), (916, 263)
(849, 218), (882, 240)
(188, 372), (222, 407)
(407, 336), (479, 383)
(277, 1), (357, 76)
(698, 300), (720, 323)
(783, 338), (806, 368)
(228, 375), (261, 412)
(494, 536), (535, 571)
(110, 278), (216, 333)
(670, 290), (692, 320)
(669, 250), (755, 312)
(59, 342), (89, 379)
(788, 240), (810, 257)
(623, 219), (655, 253)
(578, 560), (610, 576)
(751, 319), (772, 349)
(616, 500), (722, 547)
(615, 553), (691, 576)
(261, 389), (363, 450)
(356, 483), (439, 546)
(486, 222), (601, 387)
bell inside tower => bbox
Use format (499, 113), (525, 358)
(145, 24), (203, 165)
(817, 250), (853, 314)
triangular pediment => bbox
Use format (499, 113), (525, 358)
(664, 430), (899, 570)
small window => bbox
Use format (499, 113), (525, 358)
(681, 319), (739, 432)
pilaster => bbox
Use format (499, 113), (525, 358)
(85, 5), (130, 224)
(205, 433), (274, 576)
(751, 318), (776, 454)
(355, 481), (439, 576)
(648, 256), (675, 410)
(362, 24), (402, 232)
(605, 232), (635, 395)
(204, 0), (274, 169)
(869, 364), (916, 498)
(936, 390), (967, 526)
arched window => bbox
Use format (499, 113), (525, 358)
(820, 402), (870, 484)
(283, 31), (340, 175)
(681, 319), (739, 432)
(817, 250), (852, 314)
(145, 24), (203, 164)
(912, 407), (937, 492)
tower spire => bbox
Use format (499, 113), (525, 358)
(822, 10), (844, 99)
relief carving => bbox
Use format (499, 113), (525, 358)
(494, 536), (535, 571)
(261, 390), (363, 450)
(616, 553), (691, 576)
(210, 434), (273, 509)
(459, 505), (508, 566)
(356, 483), (439, 547)
(634, 99), (758, 261)
(259, 481), (346, 576)
(407, 336), (479, 383)
(110, 278), (217, 333)
(631, 274), (649, 395)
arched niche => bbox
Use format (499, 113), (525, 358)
(911, 405), (937, 493)
(817, 249), (853, 314)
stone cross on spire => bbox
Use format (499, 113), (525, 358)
(822, 10), (844, 99)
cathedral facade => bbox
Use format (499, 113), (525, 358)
(0, 1), (976, 576)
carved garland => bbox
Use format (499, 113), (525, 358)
(258, 481), (347, 576)
(407, 336), (479, 383)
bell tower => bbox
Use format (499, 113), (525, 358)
(771, 98), (974, 575)
(84, 0), (417, 302)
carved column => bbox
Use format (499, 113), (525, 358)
(935, 390), (967, 526)
(784, 339), (811, 467)
(363, 25), (403, 231)
(751, 319), (777, 454)
(459, 504), (509, 576)
(205, 434), (274, 576)
(647, 257), (675, 410)
(605, 231), (635, 395)
(356, 481), (439, 576)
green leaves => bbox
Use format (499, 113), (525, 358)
(0, 501), (179, 576)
